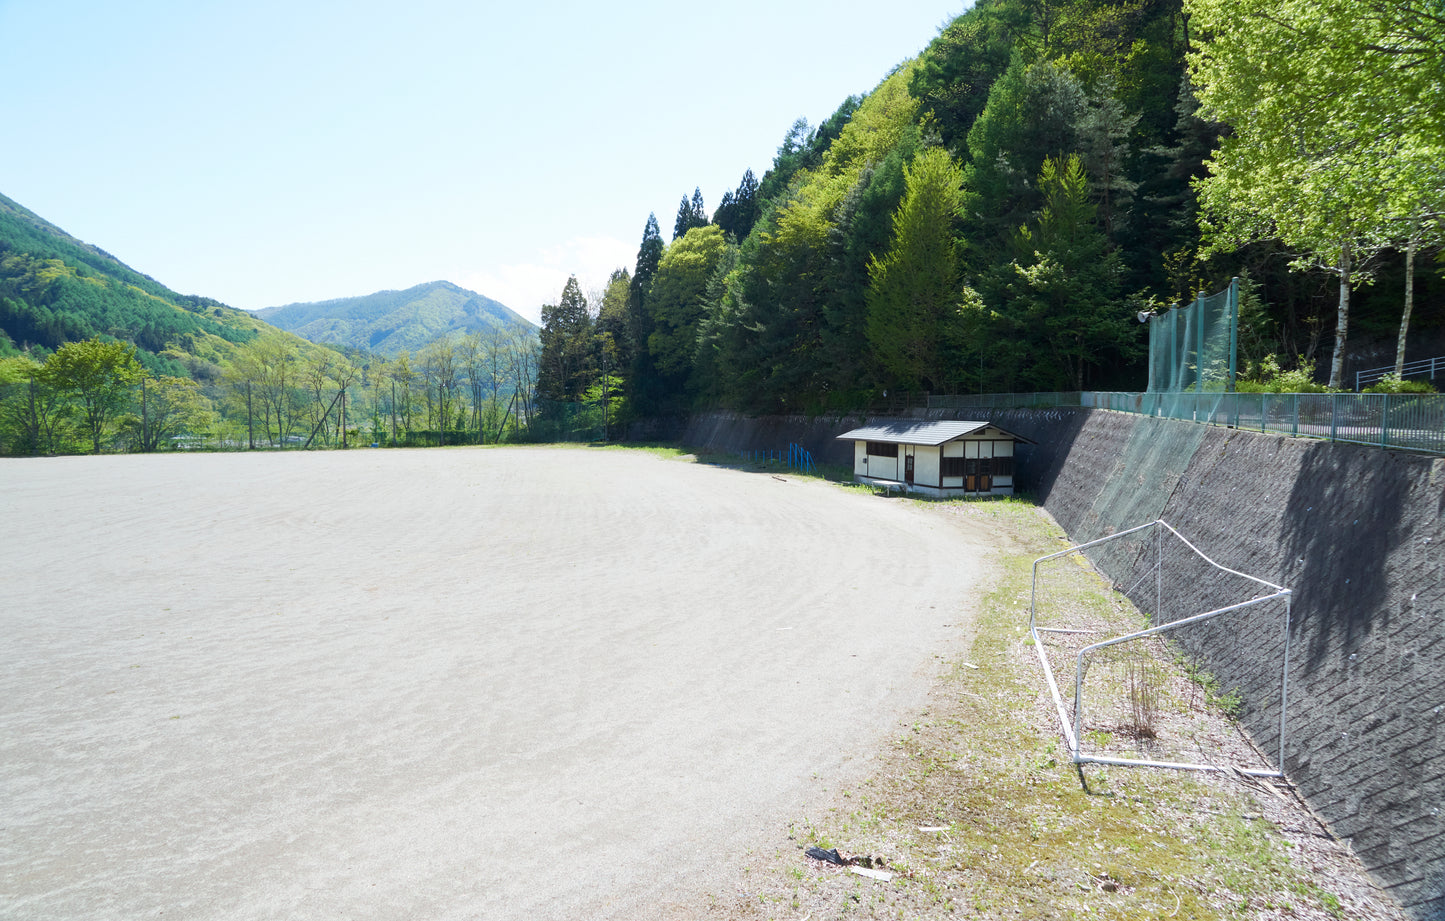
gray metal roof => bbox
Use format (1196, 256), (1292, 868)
(836, 420), (1035, 446)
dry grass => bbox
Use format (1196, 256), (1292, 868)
(678, 497), (1406, 921)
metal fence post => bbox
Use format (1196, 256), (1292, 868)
(1228, 277), (1240, 392)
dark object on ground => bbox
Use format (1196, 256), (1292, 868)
(806, 846), (846, 865)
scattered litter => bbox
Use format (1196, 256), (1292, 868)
(805, 846), (846, 865)
(805, 847), (896, 880)
(772, 475), (787, 482)
(918, 825), (950, 832)
(961, 662), (979, 670)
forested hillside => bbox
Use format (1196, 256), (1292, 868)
(537, 0), (1442, 420)
(0, 192), (275, 379)
(0, 195), (543, 455)
(256, 281), (535, 355)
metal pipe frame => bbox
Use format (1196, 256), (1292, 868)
(1028, 519), (1294, 778)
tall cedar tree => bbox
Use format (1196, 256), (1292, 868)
(714, 169), (761, 241)
(537, 276), (594, 401)
(673, 188), (708, 240)
(866, 148), (977, 392)
(987, 154), (1132, 391)
(627, 214), (667, 414)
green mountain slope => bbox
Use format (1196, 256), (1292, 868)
(0, 191), (317, 378)
(255, 281), (537, 355)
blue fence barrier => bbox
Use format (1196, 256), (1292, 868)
(740, 443), (817, 473)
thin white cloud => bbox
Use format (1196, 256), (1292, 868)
(458, 236), (635, 326)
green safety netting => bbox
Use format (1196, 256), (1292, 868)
(1146, 279), (1239, 393)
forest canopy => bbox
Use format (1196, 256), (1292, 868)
(539, 0), (1442, 419)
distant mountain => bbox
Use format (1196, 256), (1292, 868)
(0, 191), (316, 379)
(255, 281), (537, 355)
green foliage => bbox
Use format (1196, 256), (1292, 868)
(1187, 0), (1445, 387)
(981, 155), (1137, 390)
(866, 147), (975, 391)
(712, 169), (761, 242)
(537, 276), (595, 401)
(1235, 354), (1329, 393)
(672, 188), (709, 241)
(0, 194), (261, 367)
(646, 225), (731, 396)
(40, 336), (143, 453)
(1363, 373), (1437, 395)
(963, 58), (1087, 257)
(124, 375), (214, 452)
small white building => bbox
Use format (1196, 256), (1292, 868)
(836, 420), (1035, 497)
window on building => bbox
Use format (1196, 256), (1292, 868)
(866, 441), (899, 458)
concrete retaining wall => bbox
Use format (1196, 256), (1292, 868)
(680, 409), (1445, 918)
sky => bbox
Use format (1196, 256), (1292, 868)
(0, 0), (969, 326)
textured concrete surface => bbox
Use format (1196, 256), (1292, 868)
(0, 447), (992, 920)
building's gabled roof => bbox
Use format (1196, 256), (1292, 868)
(836, 420), (1036, 446)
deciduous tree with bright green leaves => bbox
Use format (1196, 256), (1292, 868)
(40, 336), (142, 453)
(126, 375), (212, 452)
(1187, 0), (1445, 388)
(646, 225), (731, 389)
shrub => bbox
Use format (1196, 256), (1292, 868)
(1236, 354), (1330, 393)
(1363, 373), (1437, 394)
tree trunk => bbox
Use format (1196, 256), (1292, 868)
(1395, 235), (1416, 378)
(1328, 243), (1351, 391)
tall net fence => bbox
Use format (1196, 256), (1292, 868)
(1147, 279), (1239, 393)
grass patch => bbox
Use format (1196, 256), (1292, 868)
(694, 496), (1393, 921)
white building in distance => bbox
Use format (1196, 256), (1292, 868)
(836, 420), (1035, 497)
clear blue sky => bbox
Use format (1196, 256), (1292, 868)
(0, 0), (968, 326)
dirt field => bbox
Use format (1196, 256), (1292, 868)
(0, 447), (995, 920)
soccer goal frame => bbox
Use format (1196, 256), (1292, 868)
(1029, 519), (1293, 778)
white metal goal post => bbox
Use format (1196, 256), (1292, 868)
(1028, 519), (1293, 778)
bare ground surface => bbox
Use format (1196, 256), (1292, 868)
(0, 446), (995, 921)
(685, 499), (1408, 921)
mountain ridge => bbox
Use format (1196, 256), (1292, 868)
(0, 191), (323, 378)
(255, 280), (536, 356)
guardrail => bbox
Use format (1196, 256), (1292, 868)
(861, 390), (1444, 455)
(1355, 356), (1444, 391)
(1085, 391), (1445, 455)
